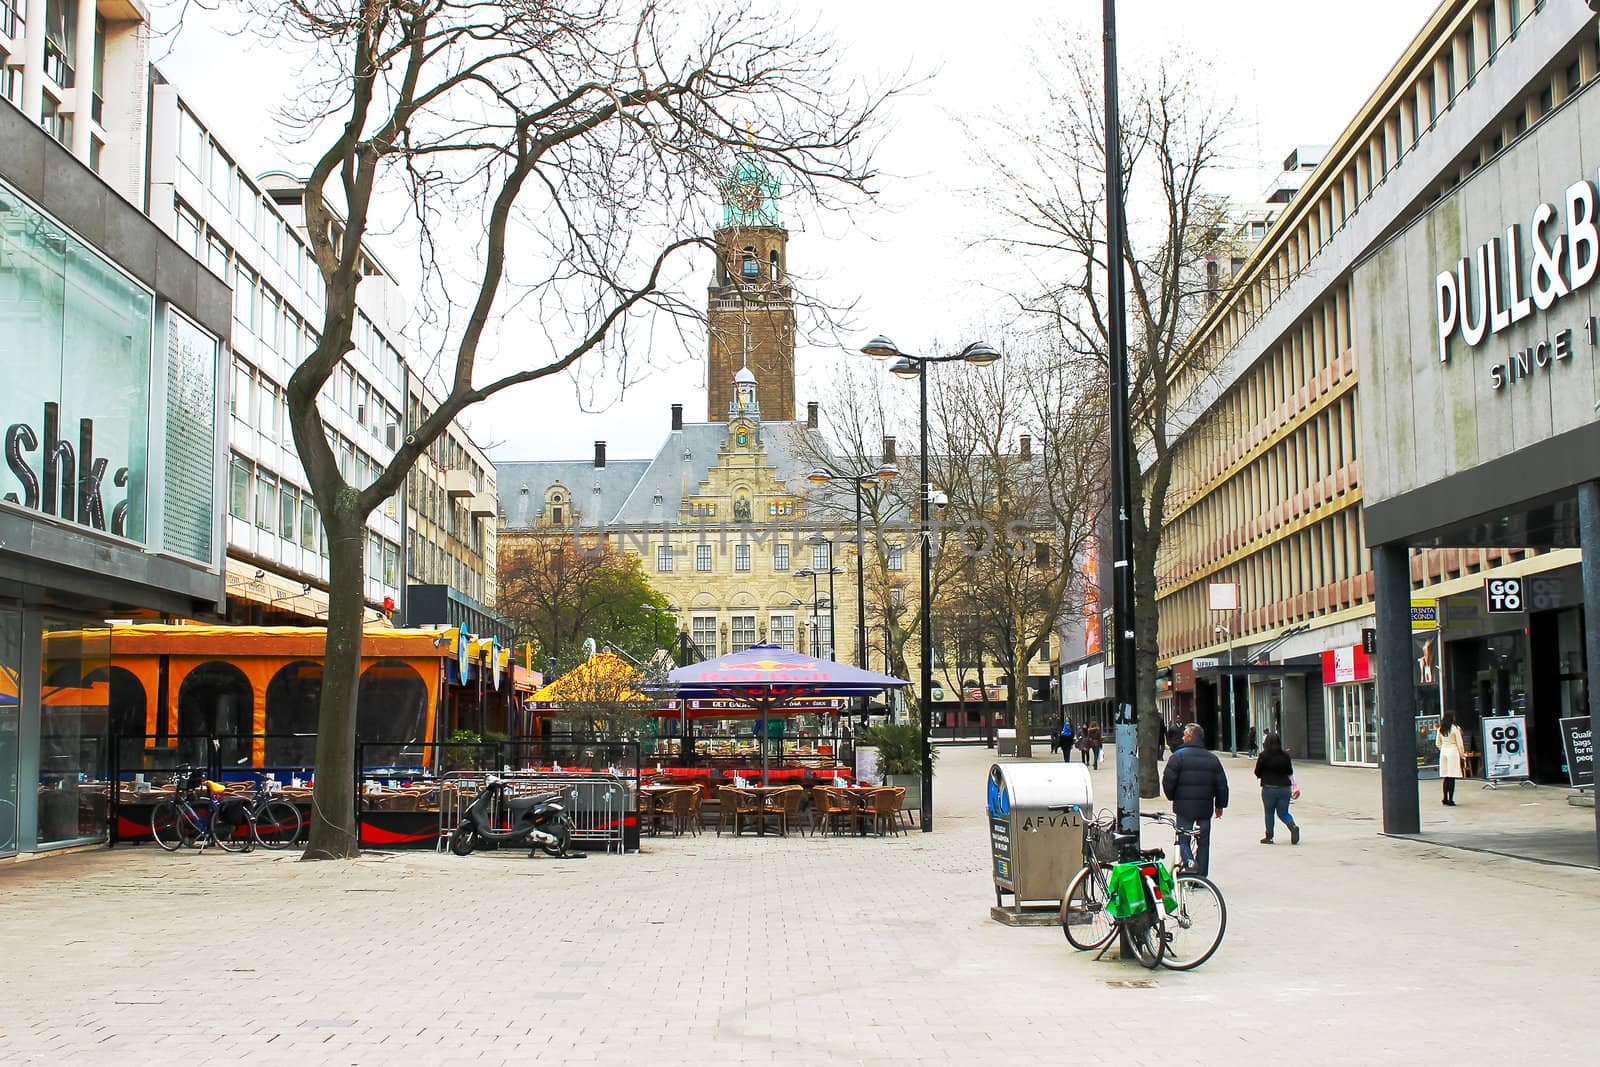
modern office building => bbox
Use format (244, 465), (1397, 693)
(1151, 0), (1597, 795)
(142, 78), (500, 628)
(1, 91), (230, 858)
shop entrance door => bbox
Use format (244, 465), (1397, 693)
(1328, 682), (1379, 766)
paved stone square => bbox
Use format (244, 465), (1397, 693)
(1, 744), (1595, 1065)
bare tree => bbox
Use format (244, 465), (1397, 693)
(497, 536), (668, 666)
(928, 337), (1102, 758)
(230, 0), (886, 857)
(979, 35), (1234, 792)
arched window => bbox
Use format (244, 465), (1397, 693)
(741, 246), (758, 280)
(769, 249), (780, 281)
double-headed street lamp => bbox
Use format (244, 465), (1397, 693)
(807, 464), (898, 675)
(862, 336), (1001, 832)
(794, 565), (841, 658)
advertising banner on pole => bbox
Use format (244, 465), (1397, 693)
(1481, 715), (1529, 781)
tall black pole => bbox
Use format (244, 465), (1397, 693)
(855, 482), (869, 670)
(855, 481), (870, 725)
(1103, 0), (1140, 835)
(826, 557), (838, 662)
(918, 361), (934, 832)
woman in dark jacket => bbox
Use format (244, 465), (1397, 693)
(1253, 732), (1300, 845)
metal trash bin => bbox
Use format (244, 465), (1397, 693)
(987, 761), (1093, 925)
(996, 728), (1017, 756)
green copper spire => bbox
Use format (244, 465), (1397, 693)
(722, 153), (782, 228)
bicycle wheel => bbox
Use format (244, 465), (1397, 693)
(252, 799), (303, 849)
(1060, 864), (1116, 950)
(150, 800), (195, 852)
(212, 804), (253, 853)
(1157, 874), (1227, 971)
(1129, 913), (1166, 969)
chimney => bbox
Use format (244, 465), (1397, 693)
(881, 436), (897, 463)
(594, 441), (607, 469)
(670, 403), (683, 431)
(1019, 434), (1033, 461)
(806, 402), (819, 429)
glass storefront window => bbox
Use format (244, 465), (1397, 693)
(36, 624), (111, 847)
(0, 179), (152, 542)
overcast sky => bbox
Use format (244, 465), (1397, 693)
(156, 0), (1441, 464)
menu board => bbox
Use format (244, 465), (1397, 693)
(1414, 715), (1441, 780)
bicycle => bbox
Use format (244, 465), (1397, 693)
(150, 769), (254, 853)
(243, 774), (304, 850)
(1059, 809), (1227, 971)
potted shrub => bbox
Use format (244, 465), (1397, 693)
(860, 722), (935, 811)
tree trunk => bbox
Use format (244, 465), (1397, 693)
(302, 501), (368, 860)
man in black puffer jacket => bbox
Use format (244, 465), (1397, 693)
(1161, 724), (1229, 876)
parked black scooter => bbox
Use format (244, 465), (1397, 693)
(449, 776), (582, 858)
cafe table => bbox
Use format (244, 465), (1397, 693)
(723, 785), (800, 837)
(814, 784), (894, 836)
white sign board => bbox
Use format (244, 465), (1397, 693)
(1208, 582), (1239, 611)
(1482, 715), (1529, 781)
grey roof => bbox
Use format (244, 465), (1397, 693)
(497, 419), (828, 528)
(496, 459), (652, 528)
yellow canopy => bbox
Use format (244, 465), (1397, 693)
(532, 653), (648, 705)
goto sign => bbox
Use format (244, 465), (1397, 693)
(1485, 577), (1524, 613)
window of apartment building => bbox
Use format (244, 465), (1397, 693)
(812, 544), (830, 570)
(384, 540), (398, 587)
(770, 614), (796, 650)
(208, 143), (233, 207)
(368, 532), (382, 579)
(731, 614), (757, 651)
(734, 543), (751, 572)
(887, 543), (904, 572)
(230, 360), (251, 420)
(229, 455), (251, 521)
(657, 544), (673, 572)
(773, 543), (790, 571)
(697, 543), (713, 572)
(279, 484), (298, 542)
(691, 616), (717, 655)
(233, 266), (256, 333)
(255, 470), (277, 532)
(300, 498), (318, 551)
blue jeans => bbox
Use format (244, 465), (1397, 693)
(1262, 786), (1295, 838)
(1176, 815), (1212, 876)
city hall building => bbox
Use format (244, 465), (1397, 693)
(1150, 0), (1597, 848)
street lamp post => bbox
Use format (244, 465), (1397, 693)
(1100, 0), (1141, 837)
(862, 336), (1001, 833)
(809, 464), (898, 676)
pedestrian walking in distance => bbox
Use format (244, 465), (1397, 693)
(1056, 718), (1075, 764)
(1083, 722), (1103, 770)
(1245, 724), (1259, 757)
(1253, 732), (1300, 845)
(1437, 713), (1467, 806)
(1166, 720), (1185, 759)
(1161, 724), (1229, 876)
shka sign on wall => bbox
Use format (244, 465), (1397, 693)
(0, 183), (152, 543)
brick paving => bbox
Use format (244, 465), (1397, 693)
(1, 745), (1596, 1065)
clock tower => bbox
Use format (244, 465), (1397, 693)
(707, 154), (794, 422)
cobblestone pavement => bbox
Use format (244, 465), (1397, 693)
(1, 745), (1595, 1066)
